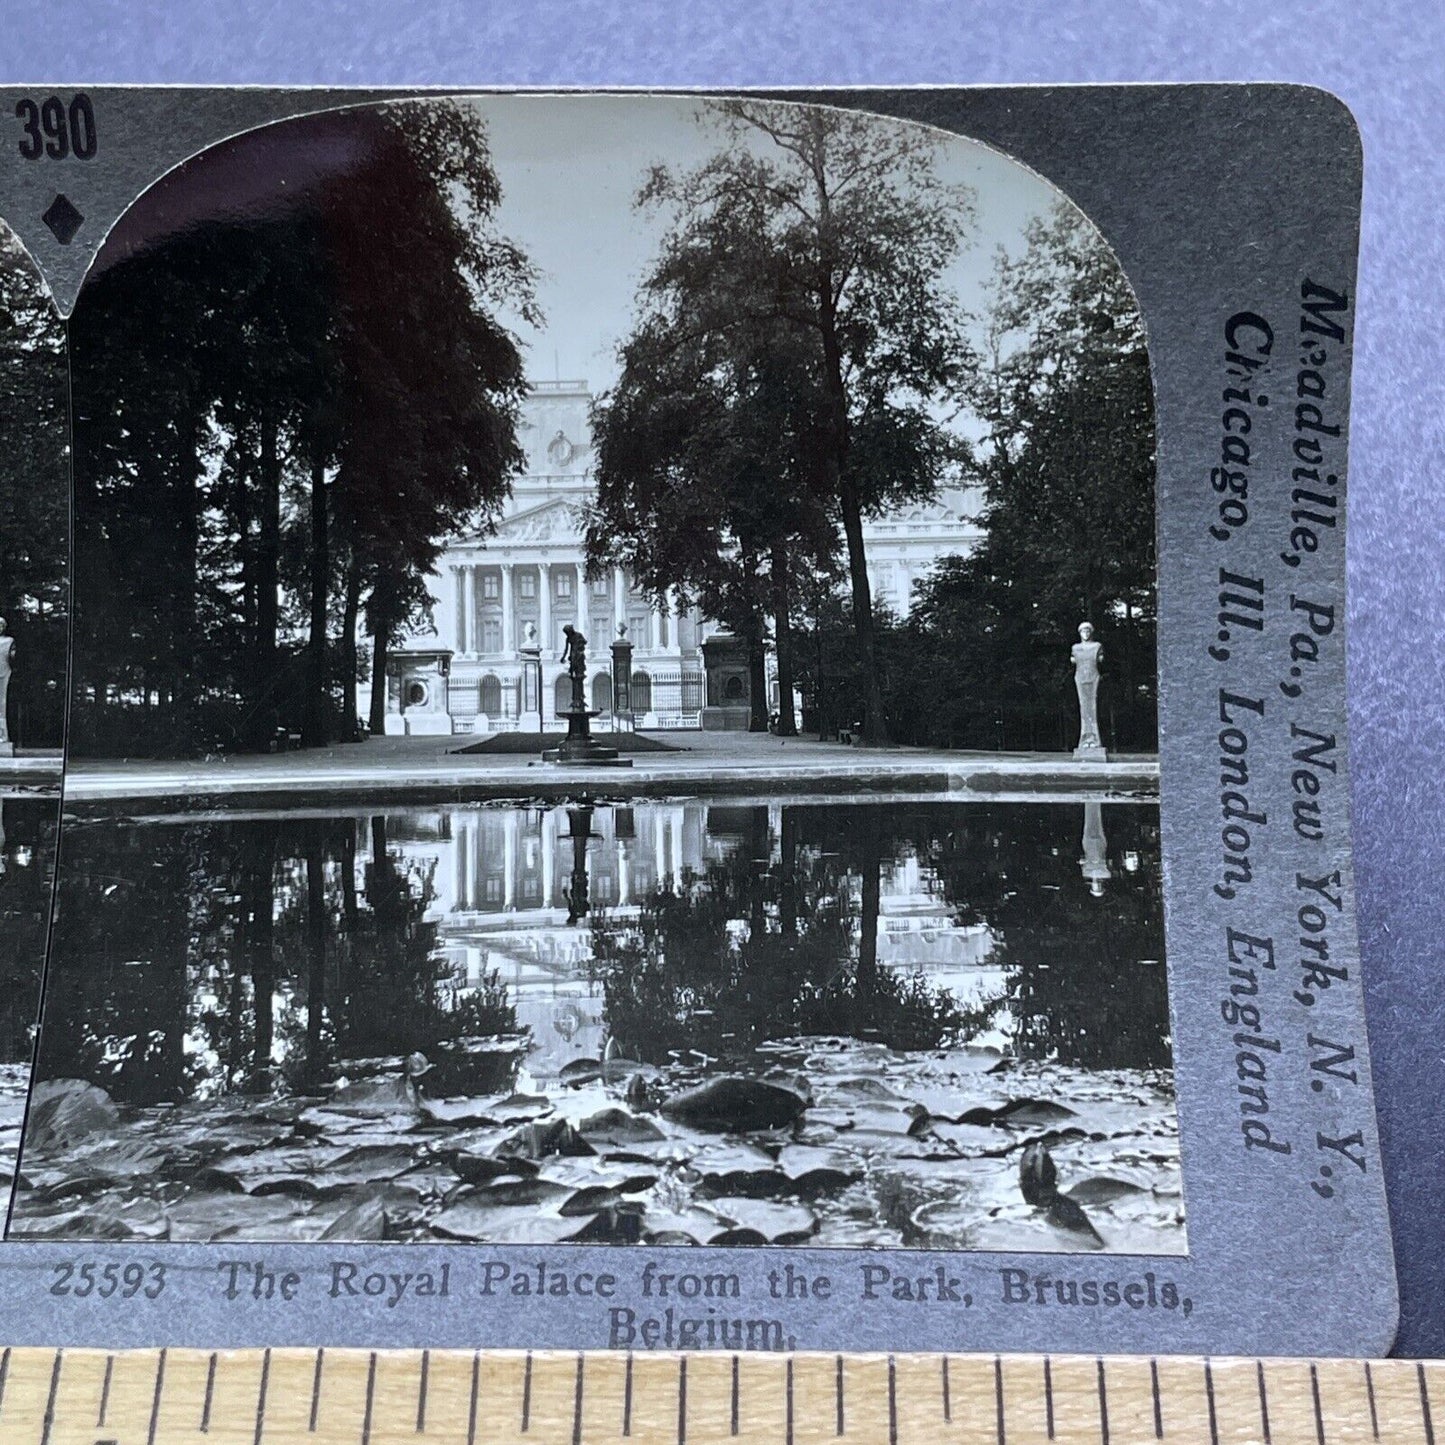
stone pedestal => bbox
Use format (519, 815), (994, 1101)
(1073, 742), (1108, 762)
(0, 742), (12, 758)
(542, 705), (633, 766)
(519, 641), (543, 734)
(610, 627), (634, 732)
(544, 628), (633, 767)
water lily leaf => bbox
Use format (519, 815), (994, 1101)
(1065, 1176), (1146, 1205)
(578, 1108), (665, 1144)
(660, 1077), (806, 1133)
(706, 1197), (817, 1244)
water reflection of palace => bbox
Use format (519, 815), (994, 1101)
(389, 802), (1005, 1082)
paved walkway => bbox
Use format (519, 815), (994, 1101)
(62, 731), (1158, 807)
(0, 751), (64, 792)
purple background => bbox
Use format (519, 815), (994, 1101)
(3, 0), (1440, 1357)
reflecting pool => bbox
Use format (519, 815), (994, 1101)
(11, 798), (1183, 1253)
(0, 795), (59, 1197)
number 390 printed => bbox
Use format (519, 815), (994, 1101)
(15, 94), (97, 160)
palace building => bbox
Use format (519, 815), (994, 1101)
(376, 380), (981, 736)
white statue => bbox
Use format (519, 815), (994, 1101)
(1080, 800), (1112, 897)
(1071, 621), (1106, 760)
(0, 617), (13, 754)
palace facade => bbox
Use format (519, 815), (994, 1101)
(377, 380), (982, 735)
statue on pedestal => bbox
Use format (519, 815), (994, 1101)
(542, 624), (631, 768)
(0, 618), (13, 756)
(1071, 622), (1107, 761)
(560, 624), (587, 711)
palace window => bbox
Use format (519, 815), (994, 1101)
(592, 577), (609, 598)
(556, 572), (572, 598)
(482, 572), (500, 600)
(479, 674), (502, 715)
(519, 572), (537, 599)
(484, 877), (502, 903)
(481, 620), (502, 654)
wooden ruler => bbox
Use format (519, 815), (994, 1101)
(0, 1347), (1430, 1444)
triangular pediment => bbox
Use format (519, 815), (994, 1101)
(465, 497), (586, 548)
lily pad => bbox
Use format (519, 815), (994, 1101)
(706, 1197), (817, 1244)
(660, 1077), (807, 1132)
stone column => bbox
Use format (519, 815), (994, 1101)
(539, 563), (552, 655)
(503, 811), (517, 910)
(541, 808), (556, 908)
(618, 842), (631, 907)
(613, 568), (626, 632)
(501, 563), (514, 654)
(462, 565), (477, 655)
(650, 607), (662, 652)
(575, 561), (587, 627)
(668, 590), (681, 652)
(670, 811), (684, 892)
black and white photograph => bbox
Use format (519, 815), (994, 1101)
(0, 223), (68, 1206)
(11, 94), (1177, 1253)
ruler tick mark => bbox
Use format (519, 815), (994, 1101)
(1365, 1362), (1379, 1440)
(995, 1355), (1006, 1445)
(201, 1351), (217, 1433)
(1257, 1360), (1271, 1445)
(467, 1351), (480, 1445)
(1097, 1358), (1110, 1445)
(1044, 1356), (1055, 1440)
(786, 1356), (794, 1445)
(522, 1352), (533, 1433)
(1204, 1360), (1219, 1445)
(38, 1347), (62, 1445)
(253, 1347), (269, 1445)
(148, 1348), (167, 1445)
(310, 1348), (324, 1432)
(941, 1356), (950, 1426)
(0, 1343), (12, 1416)
(361, 1351), (377, 1445)
(418, 1349), (430, 1434)
(1420, 1362), (1436, 1445)
(679, 1352), (690, 1445)
(1311, 1363), (1326, 1445)
(839, 1355), (848, 1433)
(624, 1353), (635, 1437)
(889, 1356), (899, 1445)
(572, 1353), (584, 1445)
(1149, 1358), (1162, 1438)
(678, 1355), (688, 1445)
(98, 1353), (114, 1429)
(729, 1354), (737, 1437)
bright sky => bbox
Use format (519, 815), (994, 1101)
(461, 94), (1070, 406)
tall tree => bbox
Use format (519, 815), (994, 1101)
(586, 316), (836, 734)
(893, 204), (1157, 751)
(630, 100), (974, 742)
(0, 232), (68, 749)
(68, 100), (535, 757)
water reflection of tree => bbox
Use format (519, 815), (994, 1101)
(0, 799), (59, 1064)
(920, 803), (1169, 1069)
(592, 807), (964, 1062)
(35, 814), (520, 1104)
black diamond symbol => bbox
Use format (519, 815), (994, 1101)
(41, 193), (83, 245)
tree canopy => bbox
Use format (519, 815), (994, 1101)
(0, 230), (68, 748)
(588, 100), (975, 741)
(69, 100), (536, 757)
